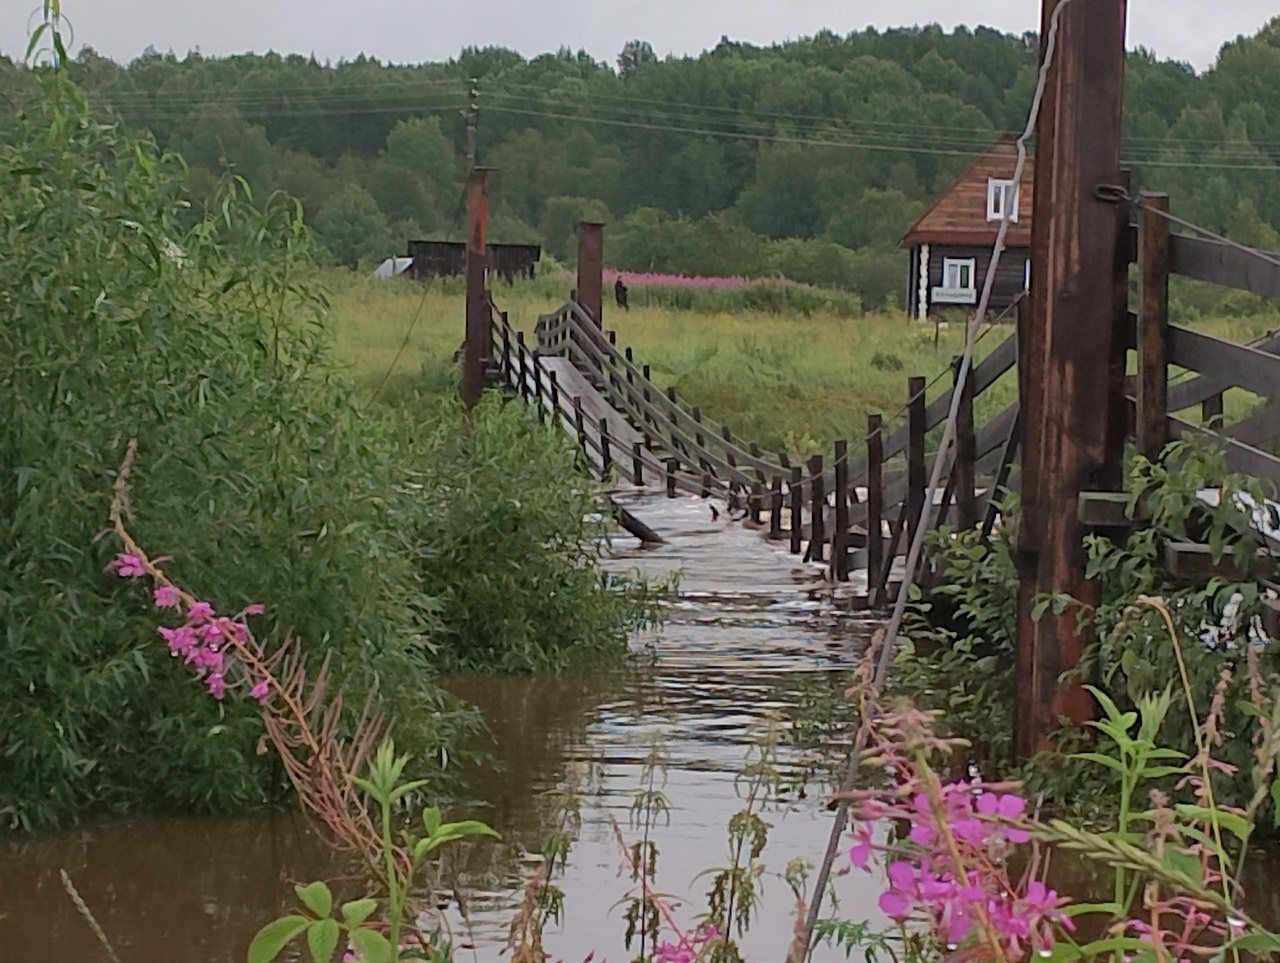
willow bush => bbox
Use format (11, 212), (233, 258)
(1, 73), (654, 830)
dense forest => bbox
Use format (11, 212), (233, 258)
(5, 19), (1280, 306)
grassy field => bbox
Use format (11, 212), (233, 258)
(322, 268), (1278, 458)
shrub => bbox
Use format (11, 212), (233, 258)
(408, 396), (665, 672)
(0, 73), (477, 828)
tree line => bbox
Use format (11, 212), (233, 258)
(4, 19), (1279, 306)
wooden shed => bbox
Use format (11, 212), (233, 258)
(902, 135), (1034, 320)
(407, 240), (541, 283)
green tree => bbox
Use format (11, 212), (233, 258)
(313, 183), (394, 266)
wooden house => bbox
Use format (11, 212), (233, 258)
(407, 240), (541, 283)
(901, 135), (1034, 319)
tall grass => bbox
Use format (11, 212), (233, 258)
(326, 269), (1278, 458)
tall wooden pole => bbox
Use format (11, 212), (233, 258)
(576, 221), (605, 327)
(1137, 192), (1170, 462)
(461, 167), (491, 410)
(1015, 0), (1129, 759)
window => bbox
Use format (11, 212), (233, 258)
(932, 257), (977, 304)
(1024, 257), (1031, 292)
(987, 178), (1019, 223)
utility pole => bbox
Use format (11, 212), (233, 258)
(461, 166), (491, 411)
(465, 78), (479, 171)
(1014, 0), (1129, 758)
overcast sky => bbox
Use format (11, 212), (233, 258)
(3, 1), (1274, 72)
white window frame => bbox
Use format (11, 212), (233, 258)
(1024, 257), (1031, 292)
(987, 178), (1019, 223)
(932, 256), (977, 304)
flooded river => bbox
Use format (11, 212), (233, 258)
(0, 492), (885, 962)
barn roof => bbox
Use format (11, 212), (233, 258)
(901, 134), (1035, 248)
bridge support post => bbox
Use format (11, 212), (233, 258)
(952, 357), (978, 530)
(1015, 0), (1129, 759)
(789, 467), (803, 555)
(462, 167), (492, 411)
(1137, 192), (1170, 462)
(576, 221), (605, 327)
(769, 477), (783, 540)
(807, 455), (825, 564)
(906, 376), (927, 551)
(866, 414), (884, 605)
(833, 440), (850, 581)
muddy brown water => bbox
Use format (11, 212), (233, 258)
(7, 491), (1278, 961)
(0, 492), (887, 962)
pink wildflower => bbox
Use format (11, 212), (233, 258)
(187, 600), (215, 622)
(109, 554), (146, 578)
(249, 680), (270, 704)
(157, 624), (197, 656)
(206, 673), (226, 699)
(242, 603), (265, 617)
(849, 824), (873, 870)
(153, 584), (181, 609)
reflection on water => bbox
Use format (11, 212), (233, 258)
(0, 493), (904, 960)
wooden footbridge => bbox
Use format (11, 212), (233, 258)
(454, 0), (1280, 757)
(479, 214), (1280, 599)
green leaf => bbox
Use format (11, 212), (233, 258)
(340, 899), (378, 928)
(306, 918), (340, 963)
(349, 928), (393, 963)
(1174, 805), (1254, 842)
(1230, 932), (1280, 955)
(247, 916), (310, 963)
(1070, 751), (1126, 774)
(296, 881), (333, 918)
(1272, 778), (1280, 829)
(422, 806), (442, 835)
(1063, 901), (1124, 918)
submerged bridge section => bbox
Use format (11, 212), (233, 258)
(483, 210), (1280, 621)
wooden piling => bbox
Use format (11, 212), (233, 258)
(576, 221), (604, 327)
(1137, 192), (1170, 461)
(807, 455), (825, 564)
(867, 414), (884, 604)
(600, 417), (612, 476)
(833, 440), (850, 581)
(517, 332), (530, 404)
(462, 168), (490, 410)
(769, 477), (783, 540)
(632, 443), (644, 486)
(907, 376), (927, 549)
(789, 467), (803, 555)
(953, 358), (977, 528)
(573, 396), (587, 455)
(665, 458), (677, 498)
(1015, 0), (1129, 759)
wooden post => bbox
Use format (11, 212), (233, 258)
(1015, 0), (1129, 760)
(1137, 192), (1170, 461)
(642, 365), (655, 449)
(600, 417), (612, 476)
(750, 482), (763, 525)
(867, 414), (884, 604)
(1203, 393), (1224, 427)
(665, 458), (677, 498)
(531, 352), (545, 423)
(769, 477), (783, 540)
(907, 376), (927, 549)
(789, 467), (803, 555)
(576, 221), (605, 327)
(833, 440), (850, 581)
(501, 324), (512, 386)
(573, 396), (587, 454)
(808, 455), (825, 564)
(632, 443), (644, 486)
(953, 357), (978, 528)
(625, 347), (635, 386)
(462, 168), (491, 410)
(548, 370), (561, 423)
(516, 332), (530, 404)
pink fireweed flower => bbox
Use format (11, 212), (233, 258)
(206, 673), (226, 699)
(849, 824), (874, 870)
(249, 680), (270, 704)
(187, 600), (215, 622)
(109, 554), (147, 578)
(199, 622), (225, 645)
(153, 584), (181, 609)
(242, 603), (265, 617)
(157, 624), (197, 656)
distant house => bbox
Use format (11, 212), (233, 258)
(372, 256), (413, 279)
(901, 135), (1034, 320)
